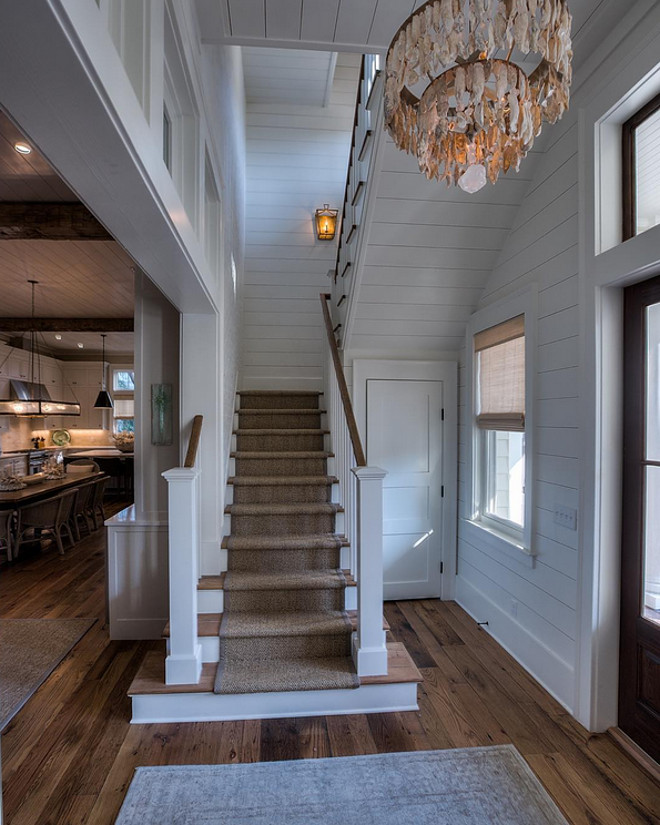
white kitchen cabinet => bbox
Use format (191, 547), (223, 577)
(0, 454), (28, 476)
(63, 362), (108, 429)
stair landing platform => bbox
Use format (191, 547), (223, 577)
(128, 642), (421, 723)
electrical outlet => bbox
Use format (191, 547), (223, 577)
(554, 504), (577, 531)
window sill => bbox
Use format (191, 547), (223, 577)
(462, 517), (536, 568)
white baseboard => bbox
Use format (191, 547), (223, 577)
(455, 576), (574, 714)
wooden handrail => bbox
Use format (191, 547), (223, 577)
(320, 294), (367, 467)
(183, 415), (203, 468)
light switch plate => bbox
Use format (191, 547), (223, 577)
(554, 504), (577, 531)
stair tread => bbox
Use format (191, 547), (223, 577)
(234, 431), (327, 438)
(225, 502), (341, 515)
(198, 575), (226, 590)
(215, 655), (358, 694)
(128, 643), (422, 695)
(238, 408), (326, 415)
(219, 610), (352, 638)
(231, 451), (333, 458)
(238, 390), (322, 396)
(224, 569), (346, 591)
(228, 475), (338, 486)
(222, 535), (344, 550)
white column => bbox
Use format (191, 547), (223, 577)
(162, 467), (202, 684)
(352, 465), (388, 677)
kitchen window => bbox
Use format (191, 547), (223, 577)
(112, 368), (134, 434)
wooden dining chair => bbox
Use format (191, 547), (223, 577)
(88, 476), (109, 530)
(0, 508), (13, 562)
(15, 489), (79, 556)
(69, 482), (96, 541)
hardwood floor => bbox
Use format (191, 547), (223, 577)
(1, 512), (658, 824)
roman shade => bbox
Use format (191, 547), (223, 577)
(113, 399), (134, 419)
(475, 315), (525, 431)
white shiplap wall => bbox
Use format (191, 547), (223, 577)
(240, 51), (360, 389)
(346, 138), (543, 358)
(456, 110), (581, 710)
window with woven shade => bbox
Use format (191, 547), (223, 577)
(475, 315), (525, 432)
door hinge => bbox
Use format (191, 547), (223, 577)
(440, 561), (444, 574)
(441, 408), (445, 421)
(441, 485), (445, 497)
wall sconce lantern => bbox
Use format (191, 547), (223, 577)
(315, 204), (338, 240)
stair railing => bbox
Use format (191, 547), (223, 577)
(162, 414), (204, 685)
(321, 294), (388, 677)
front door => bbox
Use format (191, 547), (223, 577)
(619, 274), (660, 761)
(366, 377), (444, 600)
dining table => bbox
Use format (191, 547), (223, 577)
(0, 471), (105, 510)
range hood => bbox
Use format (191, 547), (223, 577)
(0, 379), (81, 417)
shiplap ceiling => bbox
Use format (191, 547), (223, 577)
(0, 110), (135, 354)
(243, 47), (337, 105)
(196, 0), (617, 67)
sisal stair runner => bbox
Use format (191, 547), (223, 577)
(215, 390), (359, 695)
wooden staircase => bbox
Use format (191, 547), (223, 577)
(128, 391), (421, 723)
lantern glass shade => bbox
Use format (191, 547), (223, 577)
(315, 204), (338, 240)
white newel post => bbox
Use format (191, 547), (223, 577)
(352, 465), (388, 677)
(162, 467), (202, 685)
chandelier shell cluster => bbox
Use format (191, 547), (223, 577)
(384, 0), (572, 191)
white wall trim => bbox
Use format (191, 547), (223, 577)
(577, 1), (660, 730)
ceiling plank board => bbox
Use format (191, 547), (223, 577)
(367, 0), (415, 47)
(228, 0), (266, 37)
(334, 0), (379, 46)
(265, 0), (302, 40)
(300, 0), (341, 42)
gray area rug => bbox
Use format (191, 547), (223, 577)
(0, 617), (95, 731)
(115, 745), (568, 825)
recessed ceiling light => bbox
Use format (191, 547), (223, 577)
(77, 342), (84, 348)
(55, 334), (62, 340)
(14, 142), (32, 155)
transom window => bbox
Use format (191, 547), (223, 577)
(113, 369), (135, 392)
(623, 91), (660, 241)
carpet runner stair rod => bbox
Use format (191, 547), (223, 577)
(219, 390), (358, 694)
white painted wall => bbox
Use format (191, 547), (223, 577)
(240, 52), (360, 390)
(456, 1), (660, 726)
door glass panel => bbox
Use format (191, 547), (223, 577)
(646, 303), (660, 461)
(644, 465), (660, 624)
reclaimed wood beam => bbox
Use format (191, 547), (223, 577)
(0, 318), (133, 332)
(0, 202), (111, 240)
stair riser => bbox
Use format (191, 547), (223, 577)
(198, 589), (223, 613)
(240, 396), (319, 410)
(224, 587), (344, 613)
(236, 433), (325, 452)
(238, 413), (322, 429)
(230, 512), (336, 536)
(220, 633), (351, 662)
(231, 484), (332, 504)
(235, 457), (327, 476)
(228, 547), (340, 573)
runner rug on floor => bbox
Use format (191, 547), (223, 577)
(0, 617), (95, 731)
(115, 745), (568, 825)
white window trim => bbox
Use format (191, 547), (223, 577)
(464, 286), (537, 559)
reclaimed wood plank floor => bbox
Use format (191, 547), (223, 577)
(0, 508), (658, 824)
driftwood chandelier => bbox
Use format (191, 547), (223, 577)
(384, 0), (573, 192)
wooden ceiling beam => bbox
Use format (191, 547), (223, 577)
(0, 318), (133, 332)
(0, 202), (112, 240)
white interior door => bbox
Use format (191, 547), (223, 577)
(366, 378), (444, 599)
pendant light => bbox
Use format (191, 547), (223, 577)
(93, 334), (113, 409)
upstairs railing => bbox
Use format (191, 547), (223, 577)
(330, 53), (383, 348)
(162, 414), (203, 685)
(321, 294), (388, 677)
